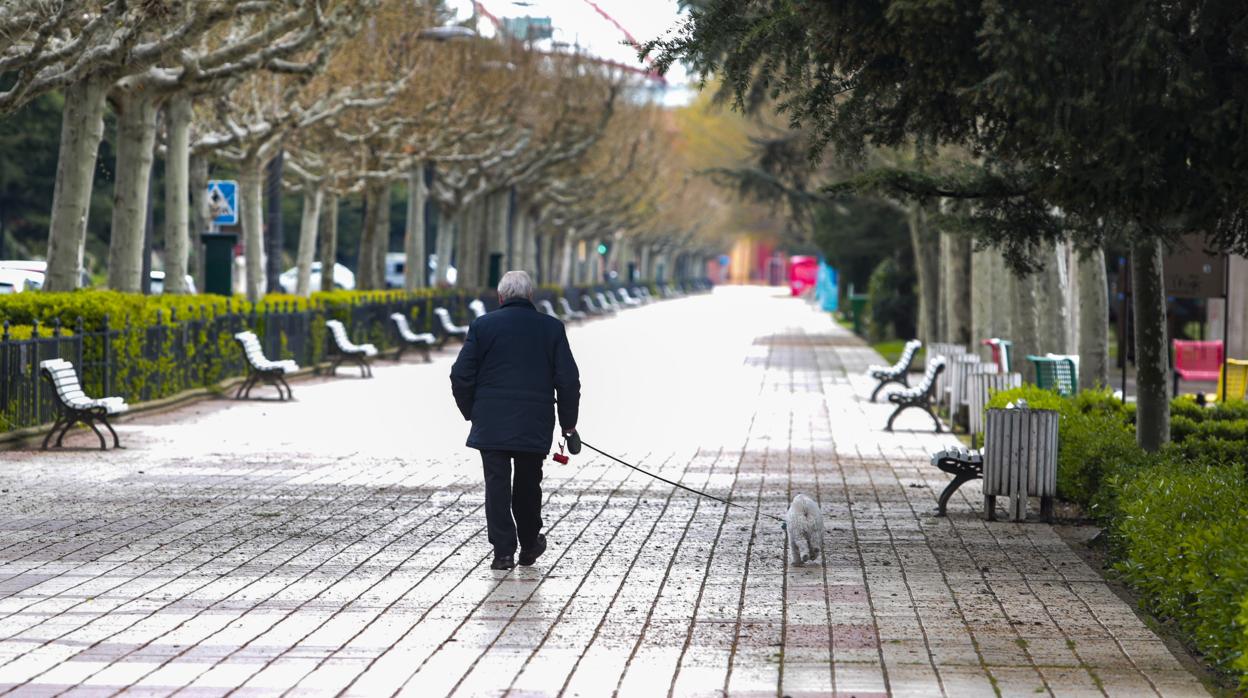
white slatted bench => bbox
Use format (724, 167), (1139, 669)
(866, 339), (921, 402)
(616, 288), (642, 307)
(582, 294), (607, 316)
(559, 297), (587, 321)
(597, 291), (622, 313)
(538, 299), (560, 319)
(390, 313), (436, 363)
(884, 356), (946, 433)
(931, 446), (984, 516)
(469, 299), (487, 319)
(38, 358), (127, 450)
(434, 307), (469, 344)
(326, 319), (378, 377)
(233, 331), (298, 400)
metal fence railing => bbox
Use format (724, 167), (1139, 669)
(0, 280), (709, 434)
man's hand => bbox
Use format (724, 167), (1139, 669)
(564, 429), (581, 455)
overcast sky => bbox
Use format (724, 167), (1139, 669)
(448, 0), (697, 105)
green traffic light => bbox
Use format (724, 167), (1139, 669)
(597, 243), (608, 255)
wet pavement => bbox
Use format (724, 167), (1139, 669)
(0, 286), (1208, 696)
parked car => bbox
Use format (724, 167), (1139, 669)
(148, 271), (198, 294)
(278, 262), (356, 294)
(0, 268), (42, 293)
(0, 260), (89, 289)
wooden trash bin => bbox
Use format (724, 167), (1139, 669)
(968, 372), (1023, 447)
(983, 408), (1058, 522)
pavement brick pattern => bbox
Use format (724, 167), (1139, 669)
(0, 287), (1208, 697)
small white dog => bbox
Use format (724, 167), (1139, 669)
(785, 493), (824, 566)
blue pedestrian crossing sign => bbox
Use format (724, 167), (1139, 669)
(207, 180), (238, 226)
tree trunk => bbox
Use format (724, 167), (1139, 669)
(970, 247), (994, 353)
(357, 184), (379, 289)
(265, 150), (284, 294)
(163, 93), (192, 294)
(943, 231), (971, 345)
(318, 192), (338, 293)
(1132, 237), (1170, 451)
(239, 159), (265, 303)
(559, 232), (574, 286)
(1078, 246), (1111, 389)
(434, 205), (455, 286)
(372, 180), (391, 288)
(1038, 241), (1071, 355)
(908, 202), (941, 344)
(456, 200), (485, 289)
(188, 153), (209, 288)
(404, 166), (427, 291)
(1009, 268), (1041, 382)
(107, 92), (160, 292)
(294, 184), (323, 297)
(45, 78), (109, 291)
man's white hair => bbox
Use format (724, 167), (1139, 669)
(497, 270), (534, 301)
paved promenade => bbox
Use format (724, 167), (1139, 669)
(0, 287), (1207, 696)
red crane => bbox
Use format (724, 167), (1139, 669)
(473, 0), (666, 85)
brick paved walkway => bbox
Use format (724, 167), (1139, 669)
(0, 287), (1208, 697)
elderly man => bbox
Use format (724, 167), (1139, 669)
(450, 271), (581, 571)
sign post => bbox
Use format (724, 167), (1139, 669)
(202, 180), (239, 296)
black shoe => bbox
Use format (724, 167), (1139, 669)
(518, 534), (546, 566)
(491, 554), (515, 570)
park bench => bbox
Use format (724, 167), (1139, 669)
(558, 297), (587, 322)
(233, 331), (298, 400)
(884, 356), (946, 433)
(434, 307), (469, 343)
(616, 288), (642, 307)
(1174, 340), (1223, 394)
(469, 299), (487, 319)
(635, 287), (654, 303)
(538, 299), (560, 319)
(38, 358), (128, 450)
(389, 313), (436, 362)
(930, 446), (984, 516)
(596, 291), (621, 313)
(866, 339), (921, 402)
(981, 338), (1013, 373)
(325, 319), (378, 377)
(1027, 354), (1078, 396)
(583, 294), (609, 316)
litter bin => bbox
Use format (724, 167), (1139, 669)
(849, 294), (869, 336)
(200, 232), (237, 296)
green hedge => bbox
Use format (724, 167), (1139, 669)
(987, 385), (1248, 683)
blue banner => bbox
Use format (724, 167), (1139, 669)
(816, 260), (838, 312)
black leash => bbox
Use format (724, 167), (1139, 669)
(578, 438), (787, 526)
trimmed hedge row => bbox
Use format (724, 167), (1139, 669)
(987, 385), (1248, 683)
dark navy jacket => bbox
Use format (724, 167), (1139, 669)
(449, 298), (580, 453)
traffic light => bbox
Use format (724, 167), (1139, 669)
(596, 241), (609, 255)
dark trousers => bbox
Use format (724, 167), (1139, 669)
(481, 450), (544, 556)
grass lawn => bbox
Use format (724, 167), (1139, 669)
(872, 339), (925, 368)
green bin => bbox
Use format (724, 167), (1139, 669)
(849, 294), (869, 336)
(200, 232), (237, 296)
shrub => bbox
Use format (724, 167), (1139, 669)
(1112, 457), (1248, 676)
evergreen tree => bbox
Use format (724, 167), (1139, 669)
(653, 0), (1248, 450)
